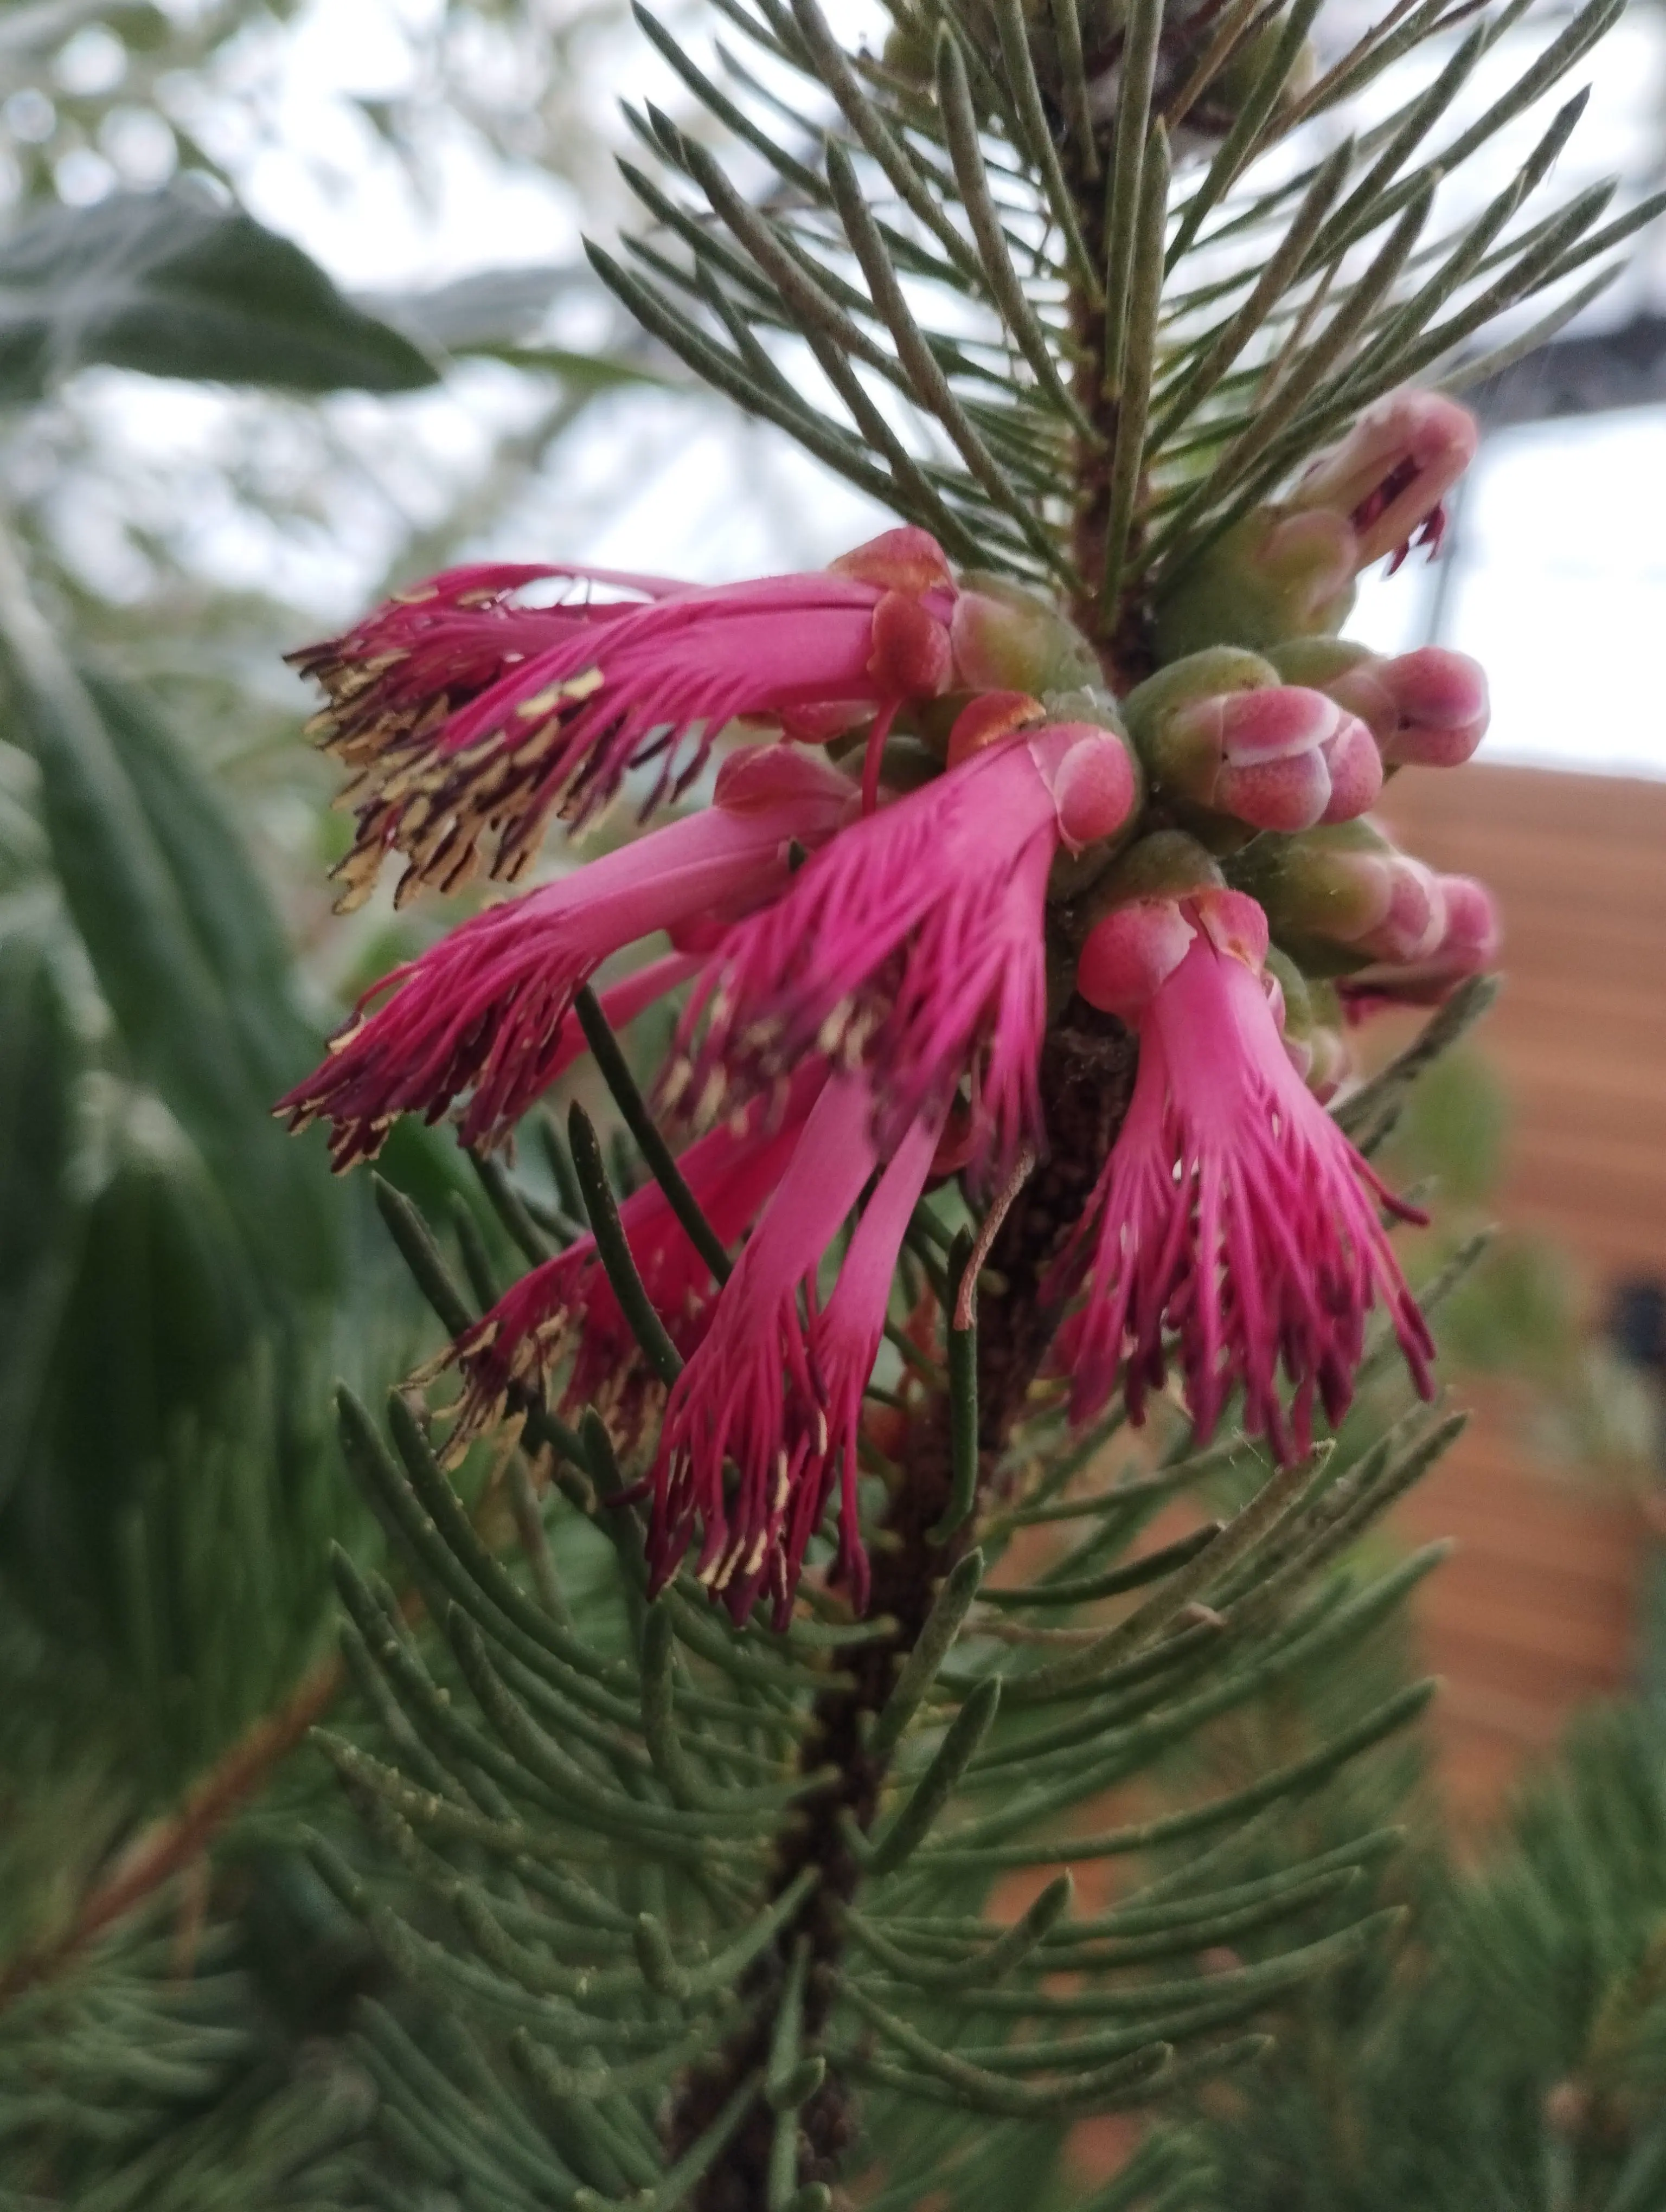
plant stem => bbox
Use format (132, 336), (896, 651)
(665, 1005), (1137, 2207)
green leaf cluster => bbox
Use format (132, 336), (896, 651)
(300, 1059), (1479, 2203)
(1163, 1701), (1666, 2211)
(588, 0), (1662, 624)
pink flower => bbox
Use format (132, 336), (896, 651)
(291, 529), (959, 910)
(1291, 388), (1478, 573)
(789, 1108), (944, 1618)
(1340, 872), (1501, 1015)
(669, 721), (1137, 1184)
(1154, 393), (1480, 661)
(1054, 890), (1434, 1459)
(648, 1072), (911, 1624)
(275, 745), (856, 1167)
(432, 1071), (826, 1458)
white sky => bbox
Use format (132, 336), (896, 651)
(71, 0), (1666, 778)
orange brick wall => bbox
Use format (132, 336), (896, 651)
(1379, 762), (1664, 1826)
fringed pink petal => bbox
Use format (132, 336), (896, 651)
(431, 1072), (825, 1460)
(276, 749), (854, 1166)
(647, 1074), (880, 1621)
(1052, 916), (1434, 1459)
(670, 730), (1126, 1184)
(784, 1107), (945, 1623)
(291, 545), (958, 909)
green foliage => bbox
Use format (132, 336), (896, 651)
(0, 522), (469, 1810)
(590, 0), (1660, 608)
(0, 1902), (377, 2212)
(294, 1103), (1464, 2205)
(1168, 1702), (1666, 2211)
(0, 0), (1656, 2203)
(0, 187), (437, 400)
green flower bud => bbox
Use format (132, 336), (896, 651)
(950, 574), (1101, 697)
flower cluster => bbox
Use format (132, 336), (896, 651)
(280, 391), (1498, 1625)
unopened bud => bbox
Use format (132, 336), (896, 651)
(1362, 853), (1444, 963)
(830, 525), (953, 595)
(950, 575), (1100, 696)
(1154, 391), (1477, 662)
(1266, 949), (1349, 1098)
(1126, 648), (1377, 831)
(1340, 871), (1500, 1012)
(1372, 647), (1490, 768)
(1152, 510), (1357, 662)
(868, 589), (954, 696)
(1031, 723), (1139, 853)
(1272, 638), (1490, 770)
(1231, 820), (1443, 968)
(1077, 884), (1267, 1020)
(1081, 828), (1224, 917)
(1077, 898), (1197, 1019)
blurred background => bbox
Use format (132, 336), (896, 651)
(0, 0), (1663, 2201)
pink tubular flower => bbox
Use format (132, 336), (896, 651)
(1340, 872), (1501, 1016)
(1154, 393), (1479, 661)
(1290, 388), (1479, 573)
(788, 1109), (944, 1618)
(275, 745), (856, 1167)
(642, 1070), (925, 1628)
(290, 529), (958, 910)
(669, 722), (1137, 1184)
(431, 1071), (826, 1459)
(1054, 889), (1434, 1459)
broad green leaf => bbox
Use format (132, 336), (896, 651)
(83, 672), (319, 1099)
(360, 262), (588, 350)
(5, 595), (341, 1298)
(0, 187), (438, 400)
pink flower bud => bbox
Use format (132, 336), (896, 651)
(1078, 886), (1264, 1021)
(1370, 647), (1490, 769)
(1315, 711), (1385, 821)
(1153, 393), (1477, 661)
(1340, 872), (1501, 1013)
(1036, 722), (1140, 851)
(1355, 855), (1445, 963)
(1441, 873), (1500, 966)
(1303, 1024), (1351, 1102)
(1229, 820), (1443, 961)
(829, 525), (955, 594)
(1212, 735), (1334, 832)
(1136, 657), (1380, 832)
(1078, 899), (1198, 1020)
(1265, 948), (1350, 1099)
(1271, 639), (1489, 773)
(1152, 511), (1357, 662)
(1292, 388), (1478, 570)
